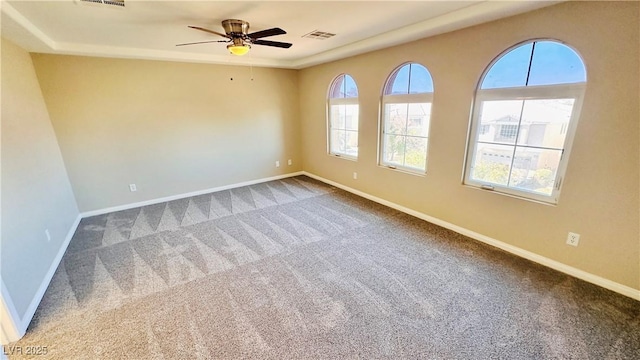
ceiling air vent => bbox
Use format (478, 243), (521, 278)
(302, 30), (336, 40)
(79, 0), (125, 8)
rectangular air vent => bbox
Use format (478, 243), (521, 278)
(302, 30), (336, 40)
(79, 0), (125, 7)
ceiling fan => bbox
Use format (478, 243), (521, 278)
(176, 19), (293, 56)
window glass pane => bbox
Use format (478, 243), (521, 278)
(518, 99), (574, 147)
(409, 64), (434, 94)
(528, 41), (586, 86)
(404, 136), (427, 170)
(330, 105), (346, 129)
(344, 105), (359, 131)
(481, 43), (533, 89)
(382, 64), (434, 173)
(384, 103), (408, 135)
(330, 75), (345, 98)
(470, 143), (514, 186)
(478, 100), (523, 145)
(389, 65), (410, 95)
(330, 129), (346, 153)
(508, 147), (562, 195)
(330, 74), (358, 98)
(343, 75), (358, 97)
(383, 134), (406, 166)
(467, 40), (586, 201)
(345, 130), (359, 156)
(407, 103), (431, 137)
(329, 74), (358, 158)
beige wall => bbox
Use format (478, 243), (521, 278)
(1, 38), (79, 319)
(299, 1), (639, 289)
(3, 2), (637, 315)
(31, 55), (301, 212)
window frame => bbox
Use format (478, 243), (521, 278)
(327, 74), (359, 160)
(379, 63), (434, 174)
(463, 40), (586, 204)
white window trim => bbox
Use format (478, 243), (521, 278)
(383, 93), (433, 104)
(327, 96), (359, 160)
(379, 93), (434, 173)
(463, 82), (586, 204)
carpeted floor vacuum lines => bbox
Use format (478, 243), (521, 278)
(8, 176), (640, 359)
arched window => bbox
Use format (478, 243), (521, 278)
(380, 63), (434, 173)
(328, 74), (359, 159)
(464, 40), (586, 204)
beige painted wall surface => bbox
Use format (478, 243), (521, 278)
(31, 55), (301, 212)
(299, 2), (639, 289)
(1, 38), (79, 318)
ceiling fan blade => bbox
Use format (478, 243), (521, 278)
(252, 39), (292, 48)
(188, 26), (230, 39)
(248, 27), (286, 39)
(176, 40), (228, 47)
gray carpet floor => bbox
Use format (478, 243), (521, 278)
(9, 176), (640, 359)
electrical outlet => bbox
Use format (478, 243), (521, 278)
(45, 229), (51, 242)
(353, 172), (358, 180)
(129, 184), (137, 192)
(288, 159), (292, 166)
(566, 232), (580, 247)
(275, 161), (280, 168)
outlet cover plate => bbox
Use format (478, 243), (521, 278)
(566, 232), (580, 246)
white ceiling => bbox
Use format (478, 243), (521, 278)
(1, 1), (560, 69)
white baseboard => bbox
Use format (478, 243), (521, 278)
(21, 214), (83, 334)
(5, 169), (635, 346)
(0, 213), (82, 345)
(81, 172), (304, 218)
(4, 172), (306, 344)
(302, 171), (640, 301)
(1, 281), (22, 344)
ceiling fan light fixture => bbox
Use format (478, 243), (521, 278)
(227, 43), (251, 56)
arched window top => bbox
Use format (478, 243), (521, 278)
(329, 74), (358, 99)
(481, 40), (586, 90)
(327, 73), (359, 159)
(384, 63), (434, 95)
(464, 39), (587, 204)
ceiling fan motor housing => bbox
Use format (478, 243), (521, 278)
(222, 19), (250, 36)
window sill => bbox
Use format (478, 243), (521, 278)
(328, 153), (358, 162)
(378, 164), (427, 177)
(462, 183), (558, 206)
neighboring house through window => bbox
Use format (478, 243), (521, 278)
(380, 63), (434, 173)
(463, 39), (587, 203)
(328, 74), (359, 159)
